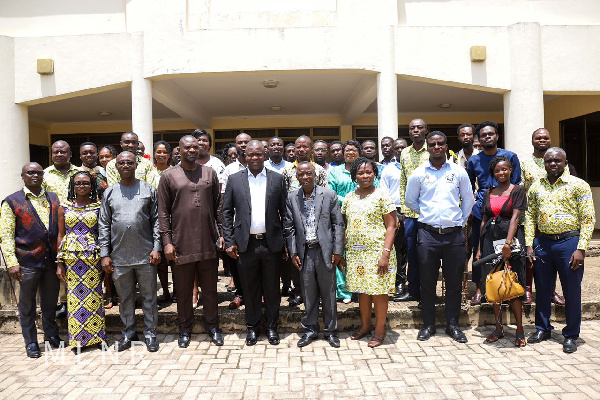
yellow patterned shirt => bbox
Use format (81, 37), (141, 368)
(521, 154), (571, 192)
(0, 187), (51, 267)
(399, 144), (429, 218)
(105, 155), (159, 188)
(525, 171), (595, 250)
(42, 164), (81, 206)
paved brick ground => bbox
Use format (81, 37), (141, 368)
(2, 320), (600, 400)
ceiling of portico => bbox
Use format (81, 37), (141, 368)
(27, 72), (556, 126)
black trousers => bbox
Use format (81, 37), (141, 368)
(280, 257), (301, 296)
(237, 238), (281, 331)
(226, 253), (244, 298)
(394, 211), (408, 286)
(173, 258), (219, 333)
(18, 265), (60, 345)
(417, 227), (466, 327)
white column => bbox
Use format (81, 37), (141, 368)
(377, 26), (398, 157)
(503, 23), (544, 160)
(131, 32), (153, 153)
(0, 37), (29, 201)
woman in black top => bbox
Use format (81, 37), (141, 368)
(476, 155), (527, 347)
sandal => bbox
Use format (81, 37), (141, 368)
(485, 329), (504, 343)
(368, 333), (386, 348)
(514, 333), (527, 347)
(350, 327), (373, 340)
(104, 297), (113, 309)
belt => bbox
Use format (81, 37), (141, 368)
(249, 233), (266, 240)
(539, 230), (579, 241)
(419, 222), (462, 235)
(305, 241), (320, 249)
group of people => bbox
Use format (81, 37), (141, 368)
(0, 118), (595, 359)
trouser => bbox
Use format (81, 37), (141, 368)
(58, 280), (67, 303)
(417, 227), (466, 327)
(112, 263), (158, 340)
(18, 265), (60, 345)
(394, 211), (407, 286)
(469, 216), (482, 284)
(228, 253), (244, 299)
(405, 217), (421, 297)
(300, 247), (338, 336)
(237, 238), (281, 330)
(533, 236), (583, 339)
(281, 258), (301, 296)
(173, 258), (219, 333)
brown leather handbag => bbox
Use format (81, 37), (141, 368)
(485, 260), (524, 303)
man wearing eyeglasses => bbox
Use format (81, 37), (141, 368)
(1, 163), (63, 358)
(99, 151), (162, 353)
(405, 132), (474, 343)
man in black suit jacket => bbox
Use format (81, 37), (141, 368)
(284, 162), (345, 348)
(222, 140), (287, 346)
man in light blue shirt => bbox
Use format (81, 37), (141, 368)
(404, 131), (474, 344)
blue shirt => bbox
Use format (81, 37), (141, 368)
(466, 148), (521, 220)
(404, 160), (475, 228)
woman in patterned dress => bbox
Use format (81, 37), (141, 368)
(342, 157), (398, 348)
(56, 171), (106, 350)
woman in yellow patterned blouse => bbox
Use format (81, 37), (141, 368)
(56, 171), (106, 351)
(342, 157), (397, 348)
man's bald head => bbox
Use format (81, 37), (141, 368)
(21, 162), (42, 174)
(116, 151), (136, 162)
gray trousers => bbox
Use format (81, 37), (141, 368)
(112, 263), (158, 339)
(18, 265), (60, 345)
(300, 247), (338, 336)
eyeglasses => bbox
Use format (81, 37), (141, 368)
(24, 171), (44, 176)
(427, 141), (447, 148)
(344, 148), (359, 153)
(74, 181), (91, 187)
(227, 153), (238, 158)
(117, 161), (135, 166)
(313, 148), (328, 153)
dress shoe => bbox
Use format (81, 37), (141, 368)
(563, 337), (577, 353)
(395, 292), (419, 302)
(25, 342), (41, 358)
(392, 283), (406, 302)
(246, 330), (259, 346)
(417, 326), (436, 341)
(55, 302), (68, 319)
(297, 333), (317, 348)
(281, 287), (294, 298)
(145, 337), (159, 352)
(266, 329), (280, 345)
(115, 334), (139, 352)
(445, 325), (468, 343)
(470, 290), (482, 306)
(228, 296), (243, 310)
(288, 295), (303, 307)
(44, 335), (64, 349)
(528, 330), (552, 344)
(209, 328), (224, 346)
(523, 287), (533, 305)
(552, 291), (565, 305)
(325, 335), (340, 348)
(178, 333), (191, 348)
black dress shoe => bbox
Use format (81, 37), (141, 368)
(25, 342), (41, 358)
(178, 333), (191, 348)
(297, 333), (317, 348)
(417, 326), (436, 341)
(392, 284), (406, 302)
(528, 330), (552, 344)
(115, 334), (139, 352)
(281, 287), (294, 298)
(445, 325), (468, 343)
(145, 337), (159, 352)
(44, 335), (64, 349)
(55, 302), (68, 319)
(563, 337), (577, 353)
(288, 296), (303, 307)
(210, 328), (224, 346)
(325, 335), (341, 348)
(395, 292), (419, 302)
(246, 330), (259, 346)
(266, 329), (280, 345)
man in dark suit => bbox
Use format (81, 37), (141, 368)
(284, 162), (345, 348)
(222, 140), (287, 346)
